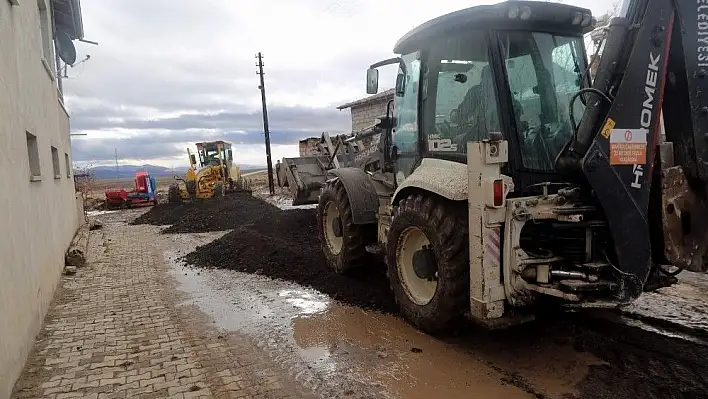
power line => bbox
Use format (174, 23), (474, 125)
(256, 52), (275, 196)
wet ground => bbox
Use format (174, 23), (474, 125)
(123, 194), (708, 399)
(164, 263), (708, 399)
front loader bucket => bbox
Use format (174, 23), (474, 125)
(278, 154), (354, 205)
(275, 131), (375, 205)
(278, 156), (330, 205)
(659, 153), (708, 272)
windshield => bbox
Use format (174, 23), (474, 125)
(500, 31), (586, 171)
(203, 148), (221, 165)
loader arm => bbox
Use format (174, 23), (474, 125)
(556, 0), (708, 283)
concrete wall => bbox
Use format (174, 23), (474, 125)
(299, 137), (320, 157)
(350, 97), (393, 133)
(0, 1), (80, 396)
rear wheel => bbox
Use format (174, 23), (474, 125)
(317, 179), (376, 274)
(386, 193), (469, 334)
(168, 184), (181, 204)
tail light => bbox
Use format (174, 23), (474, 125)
(493, 179), (504, 207)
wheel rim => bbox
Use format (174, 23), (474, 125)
(323, 200), (343, 255)
(397, 226), (437, 305)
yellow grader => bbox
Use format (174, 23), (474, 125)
(168, 140), (248, 203)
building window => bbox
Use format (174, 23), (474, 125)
(65, 153), (71, 177)
(26, 132), (41, 180)
(37, 0), (53, 68)
(51, 146), (60, 178)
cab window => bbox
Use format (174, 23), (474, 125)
(393, 52), (421, 154)
(424, 29), (500, 155)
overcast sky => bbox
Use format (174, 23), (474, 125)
(66, 0), (618, 168)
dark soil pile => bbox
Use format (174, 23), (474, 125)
(133, 192), (396, 312)
(183, 207), (397, 313)
(131, 192), (278, 233)
(443, 312), (708, 399)
(571, 317), (708, 399)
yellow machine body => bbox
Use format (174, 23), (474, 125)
(169, 140), (244, 203)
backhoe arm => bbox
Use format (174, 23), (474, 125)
(557, 0), (708, 286)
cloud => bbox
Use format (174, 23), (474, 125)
(70, 103), (349, 136)
(66, 0), (619, 167)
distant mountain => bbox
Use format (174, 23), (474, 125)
(80, 164), (267, 180)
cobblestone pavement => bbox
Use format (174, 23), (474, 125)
(11, 212), (317, 399)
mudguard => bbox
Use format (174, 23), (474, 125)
(326, 168), (378, 225)
(392, 158), (467, 204)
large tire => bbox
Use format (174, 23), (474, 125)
(186, 180), (197, 200)
(317, 179), (376, 274)
(386, 193), (469, 334)
(214, 182), (224, 198)
(168, 184), (181, 204)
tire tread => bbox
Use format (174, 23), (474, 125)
(386, 193), (469, 334)
(317, 179), (376, 274)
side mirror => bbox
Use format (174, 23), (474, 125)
(227, 149), (233, 160)
(190, 154), (196, 165)
(395, 73), (405, 97)
(366, 68), (379, 94)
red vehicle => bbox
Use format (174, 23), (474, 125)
(105, 171), (158, 209)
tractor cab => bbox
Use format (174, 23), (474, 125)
(366, 1), (595, 195)
(191, 140), (242, 189)
(195, 141), (233, 169)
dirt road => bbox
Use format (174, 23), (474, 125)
(127, 193), (708, 398)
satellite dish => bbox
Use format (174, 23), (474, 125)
(56, 31), (77, 65)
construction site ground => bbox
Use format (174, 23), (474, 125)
(11, 191), (708, 399)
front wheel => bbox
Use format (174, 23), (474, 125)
(214, 182), (224, 198)
(386, 193), (469, 334)
(317, 179), (376, 274)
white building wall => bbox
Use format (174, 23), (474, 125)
(350, 98), (393, 133)
(0, 1), (81, 396)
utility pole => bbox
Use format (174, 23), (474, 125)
(114, 148), (119, 179)
(256, 52), (275, 195)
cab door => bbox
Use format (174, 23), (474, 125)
(392, 51), (422, 184)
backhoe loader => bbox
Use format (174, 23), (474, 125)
(295, 0), (708, 333)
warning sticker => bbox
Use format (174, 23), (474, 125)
(609, 129), (647, 165)
(600, 118), (615, 139)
